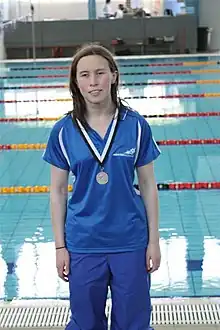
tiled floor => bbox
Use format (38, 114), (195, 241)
(0, 57), (220, 305)
(155, 328), (218, 330)
(1, 326), (219, 330)
(0, 297), (219, 328)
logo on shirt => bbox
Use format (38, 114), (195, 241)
(113, 148), (136, 157)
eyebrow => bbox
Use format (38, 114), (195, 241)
(79, 68), (106, 74)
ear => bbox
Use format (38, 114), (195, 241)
(111, 71), (117, 84)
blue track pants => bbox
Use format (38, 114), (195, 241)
(65, 249), (152, 330)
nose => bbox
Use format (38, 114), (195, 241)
(90, 73), (98, 86)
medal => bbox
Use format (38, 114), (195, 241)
(73, 109), (119, 185)
(96, 171), (109, 185)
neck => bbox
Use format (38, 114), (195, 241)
(85, 100), (116, 120)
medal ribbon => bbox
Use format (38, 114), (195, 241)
(74, 108), (119, 169)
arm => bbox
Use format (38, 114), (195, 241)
(50, 165), (70, 281)
(137, 161), (161, 272)
(137, 161), (159, 244)
(50, 165), (69, 248)
(42, 121), (71, 281)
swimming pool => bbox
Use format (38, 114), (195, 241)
(0, 54), (220, 303)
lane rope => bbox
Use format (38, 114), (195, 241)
(6, 60), (220, 71)
(3, 79), (220, 90)
(1, 111), (220, 123)
(0, 139), (220, 150)
(0, 181), (220, 194)
(3, 69), (220, 80)
(3, 69), (220, 79)
(2, 93), (220, 103)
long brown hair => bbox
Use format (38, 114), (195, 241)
(69, 43), (121, 127)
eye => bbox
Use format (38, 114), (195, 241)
(97, 71), (104, 75)
(80, 73), (89, 77)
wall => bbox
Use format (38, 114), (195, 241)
(4, 15), (197, 59)
(199, 0), (220, 51)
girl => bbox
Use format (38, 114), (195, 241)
(43, 43), (161, 330)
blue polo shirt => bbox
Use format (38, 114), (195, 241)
(43, 105), (161, 253)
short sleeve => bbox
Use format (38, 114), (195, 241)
(135, 118), (161, 167)
(42, 123), (70, 171)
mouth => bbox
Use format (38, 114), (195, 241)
(89, 90), (102, 95)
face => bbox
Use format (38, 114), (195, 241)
(76, 55), (117, 106)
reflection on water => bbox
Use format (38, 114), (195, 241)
(0, 234), (220, 300)
(2, 84), (187, 123)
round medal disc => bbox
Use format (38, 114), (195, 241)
(96, 171), (109, 185)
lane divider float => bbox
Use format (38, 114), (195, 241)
(0, 181), (220, 194)
(2, 93), (220, 103)
(3, 79), (220, 90)
(1, 111), (220, 123)
(3, 69), (220, 79)
(0, 139), (220, 151)
(6, 60), (220, 71)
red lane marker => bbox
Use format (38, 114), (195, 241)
(0, 70), (194, 80)
(148, 80), (196, 85)
(157, 138), (220, 145)
(37, 74), (67, 78)
(149, 62), (183, 67)
(11, 85), (66, 89)
(168, 182), (220, 190)
(0, 93), (208, 103)
(158, 111), (220, 118)
(1, 139), (220, 150)
(0, 111), (220, 123)
(9, 62), (186, 71)
(0, 112), (220, 123)
(45, 66), (69, 70)
(152, 70), (192, 75)
(0, 80), (197, 90)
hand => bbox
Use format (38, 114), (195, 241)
(146, 242), (161, 273)
(56, 248), (70, 282)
